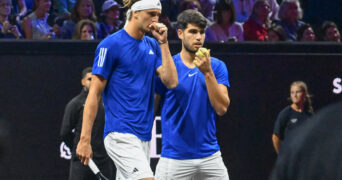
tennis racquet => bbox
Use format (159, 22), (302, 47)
(88, 158), (110, 180)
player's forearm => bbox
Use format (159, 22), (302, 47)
(80, 92), (100, 143)
(204, 71), (230, 116)
(159, 43), (178, 89)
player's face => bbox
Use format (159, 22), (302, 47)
(178, 23), (205, 53)
(81, 73), (92, 91)
(135, 9), (161, 33)
(290, 85), (305, 105)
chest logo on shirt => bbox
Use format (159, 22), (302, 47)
(290, 118), (298, 123)
(188, 72), (198, 77)
(149, 49), (154, 55)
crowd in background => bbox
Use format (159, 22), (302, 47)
(0, 0), (341, 42)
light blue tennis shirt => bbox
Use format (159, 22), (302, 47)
(92, 29), (162, 141)
(156, 53), (230, 159)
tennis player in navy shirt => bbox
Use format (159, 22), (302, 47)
(154, 10), (230, 179)
(76, 0), (178, 179)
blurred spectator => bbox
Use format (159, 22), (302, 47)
(11, 0), (27, 22)
(198, 0), (216, 21)
(72, 19), (96, 40)
(60, 0), (97, 39)
(98, 0), (122, 39)
(320, 21), (341, 42)
(161, 0), (179, 22)
(0, 0), (23, 38)
(179, 0), (201, 13)
(297, 23), (315, 41)
(267, 24), (287, 41)
(232, 0), (279, 23)
(21, 0), (56, 39)
(276, 0), (304, 41)
(159, 8), (177, 40)
(93, 0), (105, 18)
(206, 1), (243, 42)
(243, 0), (271, 41)
(53, 0), (75, 18)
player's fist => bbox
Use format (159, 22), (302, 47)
(150, 22), (168, 44)
(76, 139), (93, 165)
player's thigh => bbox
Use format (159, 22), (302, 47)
(155, 157), (197, 180)
(104, 132), (154, 180)
(194, 151), (229, 180)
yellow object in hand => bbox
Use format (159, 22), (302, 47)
(197, 47), (210, 57)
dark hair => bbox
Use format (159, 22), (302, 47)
(268, 24), (288, 41)
(214, 1), (236, 25)
(72, 19), (97, 39)
(179, 0), (202, 12)
(82, 67), (93, 78)
(321, 21), (339, 39)
(71, 0), (97, 22)
(297, 23), (313, 41)
(290, 81), (314, 113)
(177, 9), (207, 30)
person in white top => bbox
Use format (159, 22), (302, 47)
(206, 1), (244, 42)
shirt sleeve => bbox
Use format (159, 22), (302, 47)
(92, 42), (116, 79)
(273, 108), (288, 140)
(59, 100), (78, 148)
(213, 60), (230, 87)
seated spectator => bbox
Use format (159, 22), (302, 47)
(179, 0), (201, 12)
(11, 0), (28, 22)
(21, 0), (56, 39)
(72, 19), (96, 40)
(53, 0), (76, 19)
(320, 21), (341, 42)
(243, 0), (271, 41)
(275, 0), (305, 41)
(267, 24), (287, 41)
(161, 0), (180, 22)
(206, 1), (243, 42)
(297, 23), (315, 41)
(60, 0), (97, 39)
(198, 0), (216, 21)
(98, 0), (122, 39)
(232, 0), (279, 23)
(0, 0), (22, 38)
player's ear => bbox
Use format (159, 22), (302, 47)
(177, 29), (183, 40)
(81, 78), (86, 86)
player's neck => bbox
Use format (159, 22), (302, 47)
(180, 48), (196, 68)
(124, 21), (144, 40)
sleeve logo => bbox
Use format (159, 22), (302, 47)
(98, 48), (108, 67)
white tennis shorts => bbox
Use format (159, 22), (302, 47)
(155, 151), (229, 180)
(104, 132), (154, 180)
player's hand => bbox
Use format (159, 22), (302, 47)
(149, 22), (168, 44)
(194, 48), (212, 74)
(76, 139), (93, 165)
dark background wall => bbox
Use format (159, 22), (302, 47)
(0, 40), (341, 179)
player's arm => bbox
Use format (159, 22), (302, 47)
(194, 49), (230, 116)
(76, 75), (107, 165)
(150, 23), (178, 89)
(272, 134), (280, 154)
